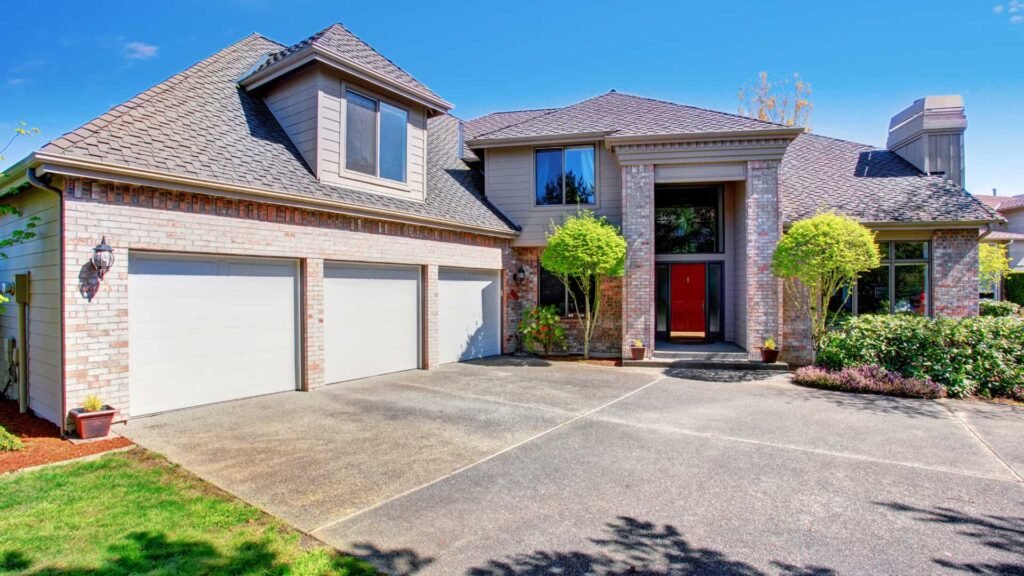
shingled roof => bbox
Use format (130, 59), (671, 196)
(245, 24), (446, 107)
(465, 91), (787, 142)
(780, 133), (998, 224)
(39, 34), (514, 234)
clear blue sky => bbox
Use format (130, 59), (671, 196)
(2, 0), (1022, 195)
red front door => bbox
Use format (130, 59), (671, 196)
(670, 263), (706, 338)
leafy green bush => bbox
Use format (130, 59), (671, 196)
(0, 423), (23, 451)
(1007, 273), (1024, 306)
(817, 314), (1024, 398)
(518, 305), (567, 356)
(980, 300), (1021, 317)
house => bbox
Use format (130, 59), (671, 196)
(974, 192), (1024, 272)
(0, 25), (998, 430)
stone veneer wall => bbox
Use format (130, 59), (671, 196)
(932, 229), (980, 317)
(745, 160), (783, 360)
(503, 247), (621, 356)
(61, 178), (509, 422)
(620, 165), (655, 358)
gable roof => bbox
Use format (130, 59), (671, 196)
(780, 133), (998, 224)
(973, 193), (1024, 212)
(38, 34), (515, 234)
(465, 91), (791, 144)
(243, 24), (450, 111)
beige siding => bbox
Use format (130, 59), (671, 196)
(0, 188), (61, 424)
(319, 70), (427, 201)
(264, 67), (320, 173)
(484, 145), (622, 246)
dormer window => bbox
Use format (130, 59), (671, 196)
(346, 90), (408, 183)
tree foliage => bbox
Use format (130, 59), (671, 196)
(979, 242), (1011, 293)
(772, 212), (880, 354)
(737, 72), (813, 129)
(541, 211), (626, 358)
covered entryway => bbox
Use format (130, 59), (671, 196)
(324, 263), (420, 383)
(128, 253), (299, 416)
(438, 268), (501, 364)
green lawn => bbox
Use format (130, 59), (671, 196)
(0, 449), (377, 575)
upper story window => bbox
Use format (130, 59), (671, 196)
(346, 90), (408, 183)
(654, 185), (724, 254)
(535, 146), (596, 206)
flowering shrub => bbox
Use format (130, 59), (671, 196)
(817, 314), (1024, 398)
(518, 305), (567, 356)
(980, 300), (1021, 318)
(793, 365), (946, 399)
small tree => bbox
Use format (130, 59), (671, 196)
(979, 243), (1011, 296)
(772, 212), (880, 354)
(541, 211), (626, 359)
(737, 72), (813, 129)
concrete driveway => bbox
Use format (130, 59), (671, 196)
(119, 358), (1024, 575)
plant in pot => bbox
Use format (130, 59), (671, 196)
(71, 394), (116, 439)
(630, 338), (646, 361)
(760, 338), (780, 364)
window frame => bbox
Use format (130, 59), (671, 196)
(532, 144), (599, 208)
(343, 87), (409, 185)
(850, 241), (932, 316)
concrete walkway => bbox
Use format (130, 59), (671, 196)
(118, 359), (1024, 575)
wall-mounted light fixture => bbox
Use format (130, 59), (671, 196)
(513, 266), (526, 285)
(91, 237), (115, 279)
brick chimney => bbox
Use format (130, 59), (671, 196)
(886, 96), (967, 187)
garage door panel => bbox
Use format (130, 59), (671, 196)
(439, 268), (501, 364)
(129, 254), (298, 416)
(324, 263), (420, 384)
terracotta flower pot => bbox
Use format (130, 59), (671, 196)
(72, 406), (116, 439)
(630, 346), (646, 361)
(760, 348), (780, 364)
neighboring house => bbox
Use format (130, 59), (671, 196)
(0, 24), (998, 429)
(974, 193), (1024, 272)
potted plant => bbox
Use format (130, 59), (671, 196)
(71, 395), (117, 440)
(630, 338), (646, 361)
(760, 338), (780, 363)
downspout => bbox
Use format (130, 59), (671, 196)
(26, 168), (66, 435)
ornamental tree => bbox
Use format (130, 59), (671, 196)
(979, 243), (1011, 295)
(541, 210), (626, 359)
(772, 212), (880, 354)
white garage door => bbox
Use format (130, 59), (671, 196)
(324, 263), (420, 383)
(439, 268), (501, 364)
(128, 253), (298, 416)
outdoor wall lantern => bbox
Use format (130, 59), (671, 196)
(91, 237), (115, 279)
(513, 267), (526, 285)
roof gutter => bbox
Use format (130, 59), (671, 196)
(33, 153), (519, 238)
(24, 167), (67, 437)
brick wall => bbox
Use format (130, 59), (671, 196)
(61, 178), (509, 421)
(745, 160), (783, 360)
(933, 229), (980, 317)
(620, 165), (655, 358)
(503, 247), (621, 356)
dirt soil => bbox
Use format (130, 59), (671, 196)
(0, 400), (132, 474)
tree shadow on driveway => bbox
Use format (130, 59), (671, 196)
(350, 516), (835, 576)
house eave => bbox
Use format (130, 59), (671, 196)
(34, 153), (519, 239)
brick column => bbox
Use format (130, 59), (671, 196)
(932, 229), (979, 317)
(621, 164), (655, 358)
(422, 264), (440, 368)
(301, 258), (325, 390)
(746, 160), (783, 360)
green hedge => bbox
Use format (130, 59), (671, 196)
(1007, 273), (1024, 306)
(817, 314), (1024, 398)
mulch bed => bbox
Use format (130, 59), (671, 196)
(542, 355), (622, 367)
(0, 400), (132, 474)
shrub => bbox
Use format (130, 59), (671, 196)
(0, 423), (23, 451)
(793, 365), (945, 399)
(1007, 273), (1024, 306)
(817, 314), (1024, 398)
(518, 305), (567, 356)
(980, 300), (1021, 318)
